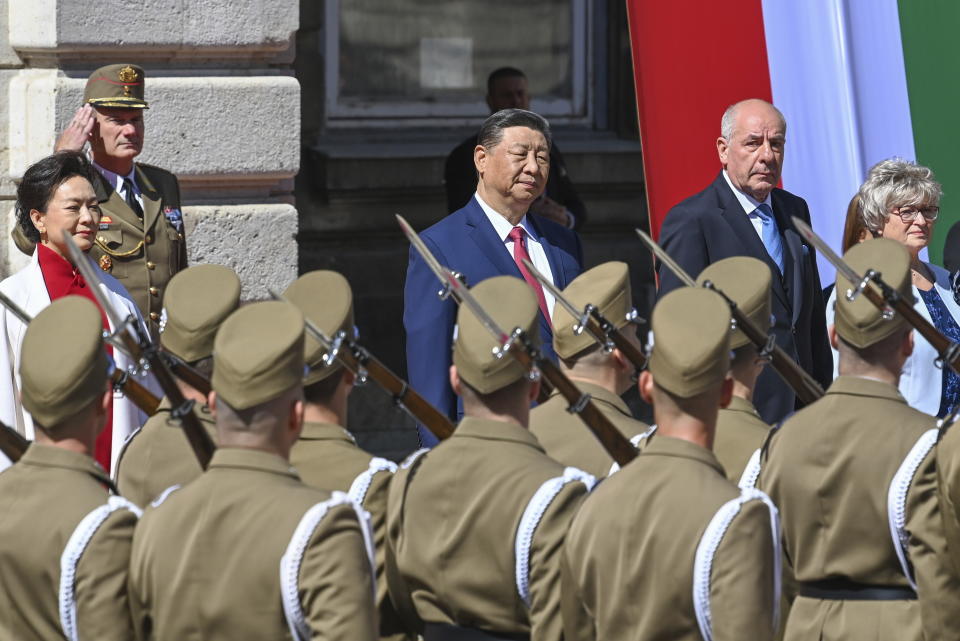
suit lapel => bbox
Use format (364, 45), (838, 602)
(465, 199), (524, 281)
(528, 216), (568, 288)
(95, 171), (142, 234)
(772, 192), (805, 324)
(135, 165), (162, 234)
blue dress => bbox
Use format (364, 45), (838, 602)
(918, 287), (960, 417)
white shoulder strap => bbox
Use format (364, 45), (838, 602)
(280, 491), (376, 641)
(738, 448), (763, 489)
(150, 484), (182, 508)
(887, 428), (938, 591)
(400, 447), (429, 470)
(608, 425), (657, 476)
(59, 496), (142, 641)
(692, 488), (781, 641)
(348, 456), (398, 507)
(514, 467), (596, 606)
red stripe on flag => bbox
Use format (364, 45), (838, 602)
(626, 0), (773, 239)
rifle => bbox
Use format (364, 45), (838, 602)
(792, 216), (960, 374)
(161, 352), (212, 396)
(0, 290), (161, 416)
(398, 215), (638, 466)
(0, 420), (29, 462)
(269, 290), (455, 441)
(636, 228), (825, 405)
(520, 258), (646, 371)
(62, 234), (215, 468)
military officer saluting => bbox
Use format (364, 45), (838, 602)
(759, 238), (960, 640)
(386, 276), (593, 641)
(115, 264), (240, 507)
(284, 270), (409, 640)
(529, 261), (650, 477)
(561, 287), (780, 641)
(0, 297), (141, 640)
(696, 256), (773, 483)
(13, 63), (187, 334)
(129, 302), (378, 640)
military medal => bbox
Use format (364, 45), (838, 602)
(99, 255), (113, 272)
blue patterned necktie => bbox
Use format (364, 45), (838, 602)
(755, 203), (784, 274)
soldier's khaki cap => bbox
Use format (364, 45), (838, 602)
(696, 257), (771, 349)
(160, 264), (241, 363)
(554, 261), (632, 359)
(283, 270), (355, 385)
(212, 302), (305, 410)
(453, 276), (539, 394)
(85, 64), (148, 109)
(21, 297), (109, 428)
(649, 288), (731, 398)
(835, 237), (913, 349)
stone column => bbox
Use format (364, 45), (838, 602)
(1, 0), (299, 298)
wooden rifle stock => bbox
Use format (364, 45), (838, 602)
(165, 355), (213, 396)
(0, 422), (29, 462)
(583, 311), (646, 370)
(113, 370), (162, 415)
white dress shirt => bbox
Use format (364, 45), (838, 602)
(723, 170), (773, 240)
(93, 161), (144, 212)
(474, 192), (556, 316)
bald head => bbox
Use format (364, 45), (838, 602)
(717, 99), (787, 202)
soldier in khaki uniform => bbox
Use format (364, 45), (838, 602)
(529, 261), (651, 477)
(14, 64), (187, 334)
(129, 301), (378, 640)
(386, 276), (593, 641)
(758, 238), (960, 640)
(562, 287), (780, 641)
(283, 270), (408, 640)
(0, 297), (141, 640)
(115, 264), (240, 507)
(696, 256), (773, 483)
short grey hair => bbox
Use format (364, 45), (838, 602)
(720, 99), (786, 140)
(858, 158), (942, 234)
(478, 108), (552, 151)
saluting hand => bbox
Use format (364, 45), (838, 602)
(54, 105), (96, 152)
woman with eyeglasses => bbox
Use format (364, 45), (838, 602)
(826, 158), (960, 417)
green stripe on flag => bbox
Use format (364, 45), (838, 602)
(898, 0), (960, 265)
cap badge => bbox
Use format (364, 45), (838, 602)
(118, 66), (138, 96)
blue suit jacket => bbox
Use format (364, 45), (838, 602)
(403, 197), (584, 446)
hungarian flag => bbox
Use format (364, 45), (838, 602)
(627, 0), (960, 277)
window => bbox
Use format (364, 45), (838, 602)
(325, 0), (590, 126)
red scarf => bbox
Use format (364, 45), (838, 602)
(36, 244), (113, 471)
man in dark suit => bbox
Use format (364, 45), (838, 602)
(658, 98), (832, 424)
(444, 67), (587, 229)
(405, 108), (583, 446)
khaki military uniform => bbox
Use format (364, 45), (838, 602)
(759, 376), (960, 640)
(0, 444), (140, 640)
(291, 421), (407, 639)
(386, 417), (592, 641)
(129, 447), (378, 640)
(115, 397), (216, 508)
(562, 434), (778, 640)
(715, 395), (770, 483)
(529, 382), (650, 478)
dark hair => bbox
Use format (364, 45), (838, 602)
(841, 194), (867, 252)
(477, 108), (552, 152)
(303, 368), (346, 406)
(15, 151), (98, 243)
(487, 67), (526, 95)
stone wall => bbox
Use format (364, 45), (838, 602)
(1, 0), (300, 298)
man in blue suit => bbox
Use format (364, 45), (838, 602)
(404, 109), (583, 446)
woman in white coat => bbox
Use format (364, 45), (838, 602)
(0, 151), (157, 474)
(826, 158), (960, 417)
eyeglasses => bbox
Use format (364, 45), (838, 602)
(894, 205), (940, 222)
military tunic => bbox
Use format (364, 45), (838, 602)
(290, 421), (408, 640)
(115, 396), (216, 508)
(528, 382), (650, 478)
(758, 376), (960, 640)
(562, 434), (778, 640)
(129, 447), (378, 640)
(714, 395), (770, 482)
(386, 416), (592, 641)
(0, 444), (140, 640)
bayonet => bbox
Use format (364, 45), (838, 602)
(636, 227), (824, 404)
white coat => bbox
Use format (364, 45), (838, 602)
(0, 251), (160, 475)
(826, 262), (960, 416)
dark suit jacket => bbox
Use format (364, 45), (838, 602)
(444, 134), (588, 229)
(403, 197), (583, 446)
(658, 172), (832, 424)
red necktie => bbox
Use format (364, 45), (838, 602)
(508, 226), (552, 327)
